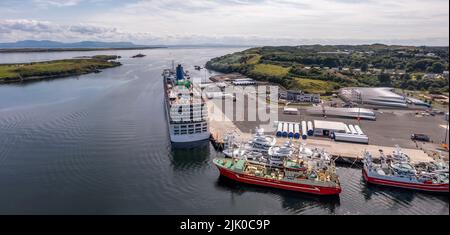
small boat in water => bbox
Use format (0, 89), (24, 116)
(362, 148), (449, 193)
(132, 53), (146, 58)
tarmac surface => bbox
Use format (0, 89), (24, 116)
(279, 108), (449, 156)
(206, 84), (449, 161)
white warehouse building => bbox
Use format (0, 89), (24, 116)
(313, 120), (348, 137)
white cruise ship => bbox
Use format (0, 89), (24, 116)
(163, 64), (210, 143)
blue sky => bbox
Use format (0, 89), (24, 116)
(0, 0), (448, 46)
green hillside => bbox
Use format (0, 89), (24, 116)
(206, 45), (449, 94)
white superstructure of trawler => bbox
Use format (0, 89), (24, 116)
(244, 129), (277, 153)
(163, 64), (210, 143)
(222, 131), (335, 170)
(268, 141), (295, 167)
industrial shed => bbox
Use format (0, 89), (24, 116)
(313, 120), (348, 137)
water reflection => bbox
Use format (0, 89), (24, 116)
(215, 175), (341, 214)
(169, 140), (211, 172)
(362, 182), (448, 201)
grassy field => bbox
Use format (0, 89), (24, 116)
(293, 77), (337, 95)
(251, 64), (290, 77)
(246, 54), (262, 65)
(92, 55), (121, 60)
(0, 56), (121, 83)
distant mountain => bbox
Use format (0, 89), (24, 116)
(0, 40), (150, 49)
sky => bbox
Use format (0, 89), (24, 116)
(0, 0), (448, 46)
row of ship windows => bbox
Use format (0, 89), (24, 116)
(171, 112), (208, 117)
(174, 123), (208, 129)
(171, 120), (207, 124)
(174, 127), (208, 135)
(171, 106), (207, 111)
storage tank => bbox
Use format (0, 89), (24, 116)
(301, 121), (308, 140)
(307, 121), (314, 136)
(282, 123), (288, 137)
(354, 125), (364, 135)
(348, 125), (357, 135)
(276, 122), (283, 137)
(294, 123), (301, 139)
(288, 123), (294, 138)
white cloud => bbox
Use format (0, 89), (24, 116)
(0, 0), (448, 45)
(86, 0), (448, 45)
(0, 19), (129, 42)
(33, 0), (85, 7)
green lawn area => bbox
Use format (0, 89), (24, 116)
(293, 77), (337, 95)
(252, 64), (289, 77)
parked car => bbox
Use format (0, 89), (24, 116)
(411, 134), (431, 142)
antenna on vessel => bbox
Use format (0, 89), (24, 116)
(171, 60), (175, 72)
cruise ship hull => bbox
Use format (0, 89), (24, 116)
(163, 67), (210, 144)
(215, 162), (342, 195)
(169, 131), (210, 143)
(164, 97), (210, 143)
(362, 168), (449, 193)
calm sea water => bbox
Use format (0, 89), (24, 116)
(0, 48), (448, 215)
